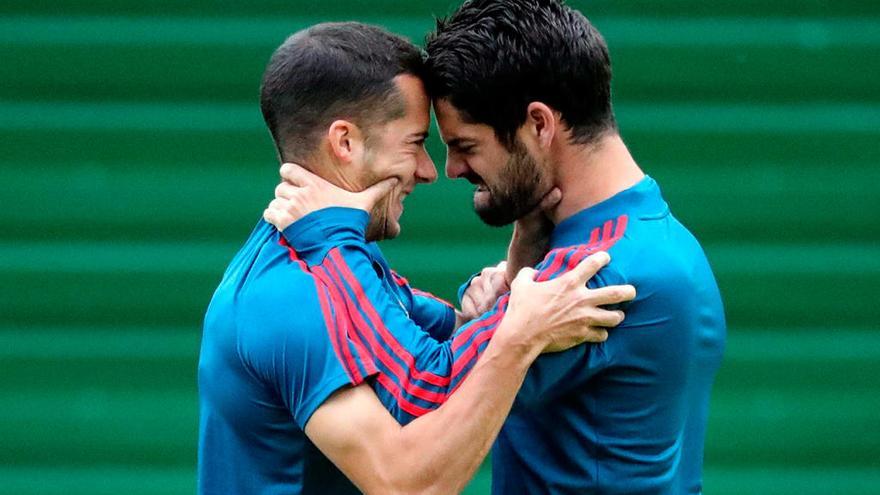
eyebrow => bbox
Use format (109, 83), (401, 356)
(446, 138), (475, 148)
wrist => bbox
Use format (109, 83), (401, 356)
(491, 313), (544, 364)
(282, 207), (368, 250)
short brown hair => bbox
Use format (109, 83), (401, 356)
(260, 22), (427, 162)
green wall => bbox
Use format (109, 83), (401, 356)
(1, 1), (878, 493)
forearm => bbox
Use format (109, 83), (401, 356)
(506, 227), (548, 283)
(386, 320), (538, 494)
(306, 326), (537, 495)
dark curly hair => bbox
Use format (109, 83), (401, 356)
(425, 0), (616, 148)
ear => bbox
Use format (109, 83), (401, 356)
(327, 120), (366, 165)
(524, 102), (557, 150)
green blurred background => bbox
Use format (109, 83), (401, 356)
(1, 1), (878, 493)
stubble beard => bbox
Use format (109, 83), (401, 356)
(475, 140), (549, 227)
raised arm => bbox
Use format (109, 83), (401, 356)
(264, 163), (634, 422)
(304, 256), (628, 495)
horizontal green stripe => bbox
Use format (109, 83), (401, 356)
(2, 327), (877, 361)
(702, 466), (880, 495)
(2, 15), (879, 48)
(0, 327), (198, 359)
(1, 0), (879, 19)
(0, 466), (194, 495)
(3, 100), (879, 134)
(0, 240), (876, 276)
(0, 464), (877, 495)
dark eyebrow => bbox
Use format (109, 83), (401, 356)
(446, 138), (474, 148)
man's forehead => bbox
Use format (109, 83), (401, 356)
(432, 98), (460, 121)
(433, 100), (487, 144)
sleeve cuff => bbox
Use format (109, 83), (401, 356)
(457, 271), (481, 306)
(282, 207), (370, 262)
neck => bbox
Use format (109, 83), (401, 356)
(300, 152), (361, 192)
(549, 133), (645, 224)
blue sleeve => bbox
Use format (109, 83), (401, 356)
(388, 269), (456, 342)
(281, 207), (507, 424)
(456, 272), (480, 306)
(513, 247), (630, 407)
(235, 264), (378, 429)
(457, 271), (481, 307)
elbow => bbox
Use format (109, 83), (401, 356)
(366, 452), (458, 495)
(367, 470), (448, 495)
(365, 479), (455, 495)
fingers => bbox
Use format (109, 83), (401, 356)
(586, 284), (637, 306)
(280, 162), (317, 186)
(274, 181), (299, 200)
(539, 187), (562, 211)
(589, 308), (626, 328)
(477, 279), (506, 313)
(582, 328), (609, 343)
(487, 270), (510, 295)
(263, 198), (294, 230)
(356, 177), (399, 208)
(562, 251), (611, 285)
(511, 266), (538, 288)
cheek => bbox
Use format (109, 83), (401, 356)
(474, 151), (508, 184)
(395, 153), (420, 177)
(374, 151), (416, 180)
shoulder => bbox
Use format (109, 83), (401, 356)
(537, 213), (632, 287)
(566, 211), (706, 285)
(605, 213), (720, 331)
(614, 213), (711, 285)
(236, 248), (333, 353)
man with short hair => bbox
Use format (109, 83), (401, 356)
(423, 2), (726, 492)
(198, 21), (634, 495)
(267, 1), (727, 493)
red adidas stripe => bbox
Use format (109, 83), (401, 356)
(312, 278), (362, 383)
(451, 303), (505, 352)
(412, 288), (455, 309)
(312, 266), (377, 382)
(329, 249), (452, 387)
(375, 374), (433, 417)
(320, 258), (449, 405)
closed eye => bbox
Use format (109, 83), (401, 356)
(446, 138), (476, 155)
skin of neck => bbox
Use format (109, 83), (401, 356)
(547, 131), (645, 225)
(287, 145), (390, 242)
(286, 145), (364, 193)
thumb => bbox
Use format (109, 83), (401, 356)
(356, 177), (399, 208)
(511, 266), (538, 290)
(564, 251), (610, 286)
(280, 162), (318, 186)
(539, 187), (562, 212)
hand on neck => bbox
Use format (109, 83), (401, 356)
(308, 153), (363, 193)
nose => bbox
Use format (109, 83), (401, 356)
(445, 154), (467, 180)
(415, 148), (438, 184)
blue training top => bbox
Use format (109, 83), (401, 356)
(490, 176), (726, 494)
(281, 176), (726, 494)
(197, 213), (456, 495)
